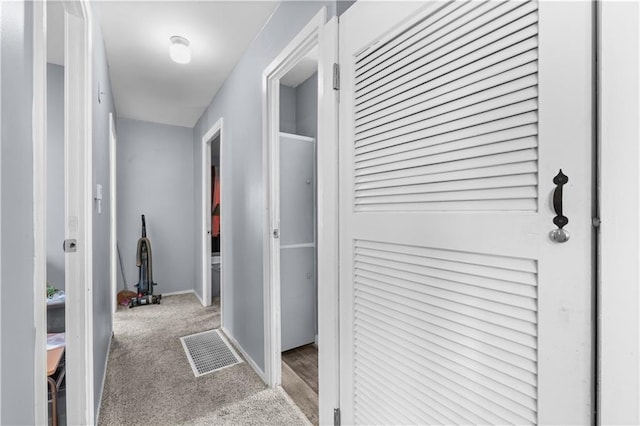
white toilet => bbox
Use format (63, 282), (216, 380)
(211, 253), (220, 298)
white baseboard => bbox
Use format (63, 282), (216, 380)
(161, 290), (206, 306)
(193, 289), (205, 306)
(221, 326), (267, 384)
(95, 331), (113, 423)
(161, 289), (195, 297)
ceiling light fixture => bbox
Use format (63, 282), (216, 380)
(169, 36), (191, 64)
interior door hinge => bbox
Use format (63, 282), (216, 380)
(334, 408), (341, 426)
(333, 63), (340, 91)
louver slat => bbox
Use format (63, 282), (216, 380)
(354, 291), (538, 375)
(355, 109), (537, 155)
(356, 373), (454, 425)
(355, 275), (537, 337)
(354, 161), (538, 192)
(355, 150), (538, 184)
(356, 246), (537, 287)
(355, 239), (538, 272)
(355, 0), (488, 77)
(355, 86), (538, 145)
(353, 240), (538, 425)
(355, 23), (538, 111)
(355, 124), (537, 165)
(355, 311), (537, 397)
(352, 0), (538, 213)
(355, 137), (537, 176)
(355, 1), (527, 81)
(355, 44), (538, 122)
(355, 332), (536, 424)
(355, 2), (538, 100)
(355, 63), (538, 135)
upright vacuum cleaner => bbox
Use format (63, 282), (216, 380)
(129, 215), (162, 308)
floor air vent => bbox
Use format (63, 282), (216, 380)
(180, 329), (243, 377)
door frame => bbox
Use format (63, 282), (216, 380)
(63, 2), (94, 424)
(262, 7), (340, 425)
(33, 0), (94, 424)
(109, 112), (117, 315)
(32, 2), (48, 424)
(201, 118), (224, 314)
(597, 1), (640, 423)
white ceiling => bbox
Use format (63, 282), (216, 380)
(86, 1), (279, 128)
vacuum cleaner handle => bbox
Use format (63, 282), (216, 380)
(141, 214), (146, 238)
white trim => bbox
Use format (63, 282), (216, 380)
(32, 2), (47, 424)
(315, 17), (340, 425)
(279, 132), (315, 142)
(0, 1), (3, 418)
(263, 9), (340, 426)
(263, 6), (326, 389)
(201, 118), (224, 312)
(221, 326), (267, 383)
(63, 1), (94, 424)
(109, 113), (117, 316)
(280, 243), (315, 250)
(162, 289), (198, 297)
(218, 126), (226, 329)
(193, 288), (204, 306)
(598, 1), (640, 423)
(94, 330), (112, 423)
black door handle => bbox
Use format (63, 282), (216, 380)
(552, 169), (569, 229)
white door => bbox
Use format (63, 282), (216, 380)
(338, 1), (594, 424)
(64, 7), (94, 424)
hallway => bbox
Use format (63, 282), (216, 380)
(98, 294), (309, 425)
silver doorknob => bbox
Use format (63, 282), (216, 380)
(549, 228), (570, 243)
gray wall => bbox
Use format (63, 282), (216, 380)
(117, 118), (195, 296)
(0, 1), (35, 424)
(91, 5), (117, 413)
(47, 63), (64, 290)
(279, 73), (317, 139)
(279, 85), (296, 134)
(193, 1), (336, 373)
(295, 72), (318, 139)
(336, 0), (357, 16)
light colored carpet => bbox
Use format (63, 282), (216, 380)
(98, 293), (309, 425)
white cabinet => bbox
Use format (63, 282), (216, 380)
(279, 132), (316, 351)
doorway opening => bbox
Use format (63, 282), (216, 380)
(201, 118), (225, 320)
(211, 134), (221, 309)
(278, 52), (320, 423)
(42, 2), (68, 424)
(263, 8), (339, 426)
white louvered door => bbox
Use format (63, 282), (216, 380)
(338, 1), (594, 424)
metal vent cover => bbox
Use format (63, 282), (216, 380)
(180, 329), (243, 377)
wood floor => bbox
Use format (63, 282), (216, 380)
(281, 344), (318, 425)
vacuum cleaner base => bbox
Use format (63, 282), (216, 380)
(129, 294), (162, 308)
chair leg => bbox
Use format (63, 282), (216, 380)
(48, 376), (58, 426)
